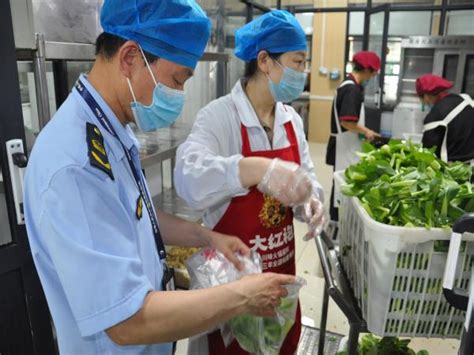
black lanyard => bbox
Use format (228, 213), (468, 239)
(75, 79), (167, 261)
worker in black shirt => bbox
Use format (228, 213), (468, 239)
(326, 51), (381, 231)
(417, 74), (474, 163)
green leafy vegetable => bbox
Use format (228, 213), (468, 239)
(336, 334), (429, 355)
(228, 298), (297, 354)
(342, 140), (474, 228)
(228, 314), (261, 352)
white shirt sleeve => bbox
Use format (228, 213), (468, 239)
(288, 107), (325, 222)
(174, 104), (248, 210)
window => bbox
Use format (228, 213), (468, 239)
(446, 10), (474, 35)
(389, 12), (432, 36)
(443, 55), (459, 83)
(463, 55), (474, 97)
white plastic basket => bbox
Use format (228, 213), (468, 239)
(334, 171), (474, 338)
(402, 133), (423, 144)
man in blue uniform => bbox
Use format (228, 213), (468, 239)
(23, 1), (295, 354)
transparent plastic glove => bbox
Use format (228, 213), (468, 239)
(257, 158), (312, 207)
(301, 197), (326, 241)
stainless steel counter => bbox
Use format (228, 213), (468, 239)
(152, 188), (202, 223)
(137, 125), (190, 169)
(137, 125), (202, 223)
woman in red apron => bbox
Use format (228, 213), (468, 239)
(175, 10), (325, 355)
(207, 121), (303, 354)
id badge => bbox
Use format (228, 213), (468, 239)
(161, 262), (175, 291)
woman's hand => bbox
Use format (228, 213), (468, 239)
(257, 158), (312, 206)
(302, 197), (326, 241)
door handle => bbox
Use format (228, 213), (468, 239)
(13, 153), (28, 168)
(442, 213), (474, 311)
(374, 88), (381, 108)
(6, 139), (28, 225)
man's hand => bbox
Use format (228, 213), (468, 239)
(234, 273), (295, 317)
(202, 229), (251, 271)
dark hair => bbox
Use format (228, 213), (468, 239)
(244, 51), (283, 79)
(95, 32), (159, 63)
(353, 62), (375, 73)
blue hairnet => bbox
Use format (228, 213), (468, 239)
(101, 0), (211, 69)
(235, 10), (307, 61)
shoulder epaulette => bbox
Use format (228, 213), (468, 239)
(86, 122), (114, 180)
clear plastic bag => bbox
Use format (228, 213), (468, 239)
(186, 248), (306, 355)
(186, 248), (262, 289)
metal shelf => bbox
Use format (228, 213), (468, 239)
(137, 125), (190, 169)
(152, 188), (202, 223)
(138, 126), (201, 223)
(140, 142), (180, 170)
(44, 41), (96, 61)
(17, 40), (229, 63)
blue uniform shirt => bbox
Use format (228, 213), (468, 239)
(24, 74), (172, 354)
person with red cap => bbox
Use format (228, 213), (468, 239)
(417, 74), (474, 163)
(325, 51), (381, 231)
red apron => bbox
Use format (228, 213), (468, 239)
(208, 121), (302, 355)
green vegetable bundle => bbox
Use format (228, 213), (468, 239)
(227, 278), (305, 354)
(337, 334), (429, 355)
(228, 314), (261, 353)
(228, 297), (297, 355)
(342, 140), (474, 228)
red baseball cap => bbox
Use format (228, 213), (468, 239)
(416, 74), (453, 96)
(352, 51), (381, 71)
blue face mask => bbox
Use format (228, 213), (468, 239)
(127, 49), (185, 132)
(421, 103), (434, 112)
(268, 61), (307, 103)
